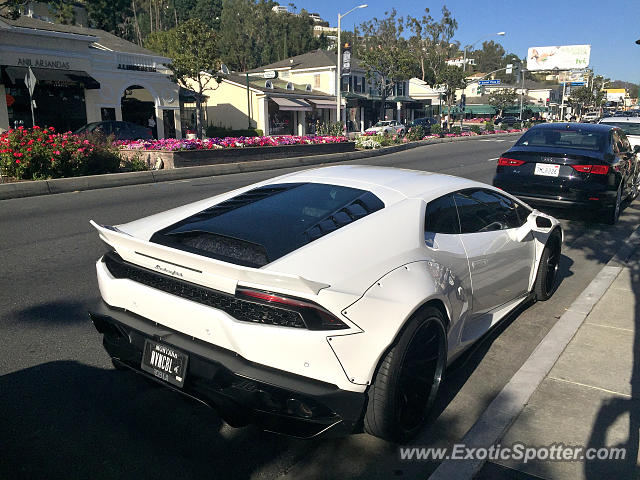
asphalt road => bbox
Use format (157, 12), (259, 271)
(2, 136), (639, 480)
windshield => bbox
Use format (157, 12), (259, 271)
(374, 122), (391, 127)
(600, 122), (640, 136)
(516, 128), (606, 151)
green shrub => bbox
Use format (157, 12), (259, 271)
(524, 121), (532, 129)
(120, 152), (149, 172)
(430, 124), (442, 135)
(450, 126), (461, 134)
(406, 125), (425, 141)
(0, 126), (121, 180)
(315, 121), (344, 136)
(512, 122), (522, 130)
(470, 125), (482, 134)
(485, 121), (495, 132)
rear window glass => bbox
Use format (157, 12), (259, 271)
(516, 128), (606, 151)
(600, 122), (640, 136)
(151, 183), (385, 267)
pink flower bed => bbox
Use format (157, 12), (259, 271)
(422, 129), (523, 140)
(117, 135), (349, 152)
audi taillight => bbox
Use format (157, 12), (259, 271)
(498, 157), (526, 166)
(235, 288), (349, 330)
(571, 164), (609, 175)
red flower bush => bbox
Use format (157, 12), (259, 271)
(0, 126), (121, 180)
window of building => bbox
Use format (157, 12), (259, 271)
(314, 74), (321, 88)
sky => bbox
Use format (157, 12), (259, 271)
(293, 0), (640, 83)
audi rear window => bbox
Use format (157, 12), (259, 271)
(516, 128), (606, 151)
(151, 183), (385, 267)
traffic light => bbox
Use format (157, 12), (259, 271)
(460, 93), (466, 111)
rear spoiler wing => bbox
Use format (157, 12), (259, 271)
(90, 221), (329, 296)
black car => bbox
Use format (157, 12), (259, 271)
(74, 121), (153, 140)
(493, 123), (640, 224)
(494, 116), (519, 126)
(409, 116), (437, 133)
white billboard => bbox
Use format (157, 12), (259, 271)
(527, 45), (591, 71)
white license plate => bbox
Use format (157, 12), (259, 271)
(534, 163), (560, 177)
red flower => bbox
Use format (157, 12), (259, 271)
(15, 159), (21, 164)
(33, 125), (40, 129)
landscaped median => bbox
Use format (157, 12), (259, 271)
(0, 127), (525, 200)
(117, 135), (354, 169)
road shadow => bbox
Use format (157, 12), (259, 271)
(0, 361), (309, 480)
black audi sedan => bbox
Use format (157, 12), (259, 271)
(493, 123), (640, 224)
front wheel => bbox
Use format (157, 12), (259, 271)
(602, 186), (622, 225)
(364, 306), (447, 442)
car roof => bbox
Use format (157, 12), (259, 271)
(273, 165), (487, 205)
(529, 122), (614, 133)
(600, 116), (640, 124)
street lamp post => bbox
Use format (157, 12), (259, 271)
(462, 32), (506, 72)
(336, 4), (367, 128)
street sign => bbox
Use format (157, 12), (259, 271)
(506, 64), (513, 74)
(478, 79), (501, 85)
(24, 66), (36, 96)
(263, 70), (277, 79)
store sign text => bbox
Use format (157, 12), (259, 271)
(17, 58), (70, 70)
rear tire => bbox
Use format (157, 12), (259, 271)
(364, 306), (447, 443)
(533, 232), (561, 301)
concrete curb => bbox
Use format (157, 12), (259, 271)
(428, 222), (640, 480)
(0, 132), (522, 200)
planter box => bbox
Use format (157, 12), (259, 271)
(120, 142), (355, 169)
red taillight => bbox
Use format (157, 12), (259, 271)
(498, 157), (526, 166)
(236, 288), (349, 330)
(571, 164), (609, 175)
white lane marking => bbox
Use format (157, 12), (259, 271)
(487, 157), (499, 162)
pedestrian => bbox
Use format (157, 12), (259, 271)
(148, 114), (157, 138)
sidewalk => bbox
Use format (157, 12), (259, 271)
(476, 248), (640, 479)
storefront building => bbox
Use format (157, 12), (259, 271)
(0, 16), (181, 138)
(191, 73), (338, 136)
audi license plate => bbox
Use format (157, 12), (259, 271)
(534, 163), (560, 177)
(141, 340), (188, 387)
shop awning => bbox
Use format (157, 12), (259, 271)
(2, 66), (100, 89)
(271, 97), (312, 111)
(387, 96), (414, 103)
(309, 99), (336, 109)
(466, 104), (496, 115)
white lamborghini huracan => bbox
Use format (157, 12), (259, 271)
(90, 165), (562, 442)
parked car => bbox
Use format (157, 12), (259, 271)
(599, 116), (640, 150)
(365, 120), (405, 136)
(494, 116), (519, 126)
(581, 111), (600, 123)
(90, 166), (562, 443)
(493, 123), (640, 224)
(409, 117), (438, 133)
(74, 121), (153, 140)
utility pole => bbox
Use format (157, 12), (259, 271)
(518, 66), (525, 121)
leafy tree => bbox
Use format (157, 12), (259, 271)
(435, 65), (466, 126)
(358, 9), (418, 120)
(405, 6), (457, 83)
(87, 0), (133, 38)
(404, 6), (458, 82)
(146, 18), (220, 138)
(0, 0), (23, 19)
(488, 89), (518, 117)
(471, 40), (505, 74)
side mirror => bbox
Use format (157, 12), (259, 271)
(535, 216), (553, 228)
(514, 211), (553, 242)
